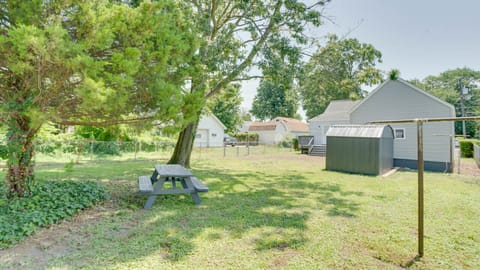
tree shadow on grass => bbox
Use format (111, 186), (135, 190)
(50, 169), (364, 269)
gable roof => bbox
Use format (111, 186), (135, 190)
(202, 113), (227, 130)
(248, 121), (277, 131)
(309, 100), (360, 122)
(248, 117), (309, 132)
(274, 117), (309, 132)
(350, 78), (455, 115)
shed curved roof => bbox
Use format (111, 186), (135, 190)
(326, 125), (394, 138)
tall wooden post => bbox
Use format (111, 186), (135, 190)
(417, 121), (424, 257)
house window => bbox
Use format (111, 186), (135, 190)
(394, 128), (405, 139)
(211, 133), (217, 137)
(195, 133), (202, 139)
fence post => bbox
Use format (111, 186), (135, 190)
(199, 143), (202, 160)
(457, 146), (461, 174)
(90, 141), (94, 161)
(134, 141), (138, 160)
(247, 134), (250, 156)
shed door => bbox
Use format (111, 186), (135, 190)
(195, 129), (209, 147)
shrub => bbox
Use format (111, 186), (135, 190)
(0, 181), (108, 248)
(293, 138), (299, 151)
(233, 133), (259, 145)
(459, 139), (480, 158)
(278, 136), (293, 148)
(0, 144), (6, 160)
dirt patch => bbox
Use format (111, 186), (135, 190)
(458, 160), (480, 177)
(0, 201), (137, 270)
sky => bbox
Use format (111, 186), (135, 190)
(240, 0), (480, 118)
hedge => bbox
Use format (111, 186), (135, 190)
(458, 139), (480, 158)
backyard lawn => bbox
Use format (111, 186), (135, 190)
(0, 148), (479, 269)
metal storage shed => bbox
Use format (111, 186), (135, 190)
(326, 125), (394, 175)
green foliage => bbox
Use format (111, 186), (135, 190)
(389, 69), (400, 80)
(278, 136), (293, 148)
(233, 133), (259, 144)
(208, 84), (243, 133)
(168, 0), (329, 165)
(459, 139), (480, 158)
(293, 137), (299, 151)
(0, 180), (108, 248)
(251, 80), (299, 120)
(410, 68), (480, 137)
(251, 37), (301, 120)
(0, 145), (6, 160)
(297, 34), (383, 119)
(0, 0), (199, 197)
(64, 160), (75, 173)
(75, 126), (131, 141)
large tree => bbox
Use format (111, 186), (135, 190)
(168, 0), (331, 167)
(0, 0), (198, 197)
(297, 34), (383, 119)
(410, 67), (480, 137)
(251, 37), (300, 120)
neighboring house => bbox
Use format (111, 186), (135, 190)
(248, 117), (309, 145)
(237, 121), (252, 133)
(309, 100), (360, 145)
(309, 79), (455, 172)
(194, 114), (226, 147)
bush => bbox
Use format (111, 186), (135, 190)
(459, 139), (480, 158)
(233, 133), (259, 145)
(0, 144), (6, 160)
(278, 136), (293, 148)
(0, 181), (108, 248)
(293, 138), (299, 151)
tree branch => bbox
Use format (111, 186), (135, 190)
(205, 1), (282, 98)
(51, 115), (156, 127)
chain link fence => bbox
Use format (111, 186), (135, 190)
(191, 143), (294, 161)
(0, 140), (296, 167)
(0, 140), (176, 167)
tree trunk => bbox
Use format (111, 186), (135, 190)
(6, 114), (37, 198)
(168, 119), (199, 168)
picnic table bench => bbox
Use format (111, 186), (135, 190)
(138, 164), (208, 209)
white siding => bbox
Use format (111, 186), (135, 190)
(350, 80), (455, 163)
(309, 120), (350, 145)
(274, 124), (288, 143)
(195, 129), (209, 148)
(290, 131), (310, 138)
(252, 124), (288, 144)
(255, 130), (277, 144)
(194, 115), (225, 147)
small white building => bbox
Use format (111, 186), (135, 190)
(248, 117), (309, 145)
(309, 79), (456, 172)
(194, 114), (226, 147)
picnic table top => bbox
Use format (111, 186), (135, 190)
(154, 164), (194, 177)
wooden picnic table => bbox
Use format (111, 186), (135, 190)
(138, 164), (208, 209)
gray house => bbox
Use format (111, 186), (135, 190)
(308, 100), (360, 145)
(309, 79), (456, 172)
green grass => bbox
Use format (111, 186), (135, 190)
(0, 149), (479, 269)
